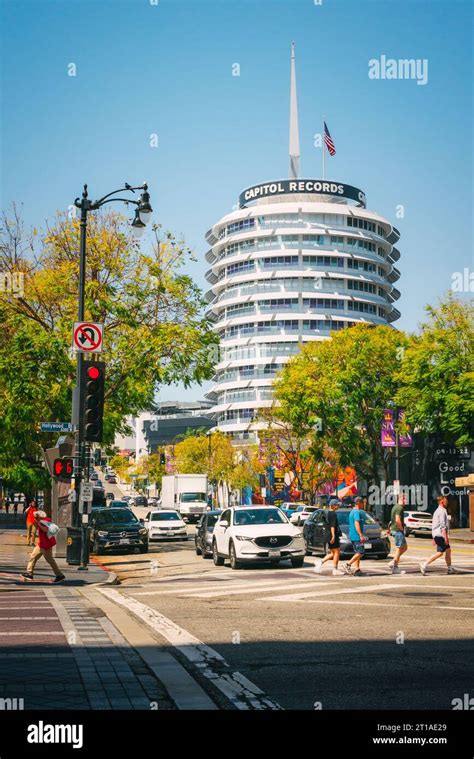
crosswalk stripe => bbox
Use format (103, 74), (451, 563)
(184, 580), (337, 599)
(261, 582), (408, 602)
(132, 578), (332, 597)
(289, 600), (474, 611)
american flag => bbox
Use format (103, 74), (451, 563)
(324, 121), (336, 156)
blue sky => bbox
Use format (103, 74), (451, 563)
(1, 0), (472, 401)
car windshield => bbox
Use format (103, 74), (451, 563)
(233, 509), (287, 525)
(97, 510), (138, 524)
(110, 501), (127, 508)
(150, 512), (180, 521)
(206, 514), (220, 527)
(180, 492), (206, 503)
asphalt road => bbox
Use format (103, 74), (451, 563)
(90, 479), (474, 711)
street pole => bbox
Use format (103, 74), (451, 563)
(76, 187), (90, 569)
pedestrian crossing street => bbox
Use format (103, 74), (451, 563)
(124, 550), (474, 610)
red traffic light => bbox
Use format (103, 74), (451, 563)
(54, 459), (63, 476)
(87, 366), (101, 380)
(53, 457), (74, 479)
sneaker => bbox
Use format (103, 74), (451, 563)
(332, 568), (345, 576)
(21, 572), (34, 581)
(447, 566), (456, 574)
(343, 562), (353, 575)
(314, 560), (323, 574)
(353, 569), (364, 577)
(388, 559), (396, 569)
(419, 561), (427, 575)
(391, 565), (401, 574)
(53, 574), (66, 584)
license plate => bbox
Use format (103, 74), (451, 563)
(268, 549), (281, 558)
(364, 542), (372, 549)
(119, 538), (130, 544)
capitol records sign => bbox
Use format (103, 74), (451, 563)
(239, 179), (367, 208)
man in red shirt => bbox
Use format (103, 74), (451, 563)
(22, 511), (65, 583)
(25, 500), (38, 545)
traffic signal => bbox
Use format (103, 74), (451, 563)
(80, 361), (105, 442)
(53, 457), (74, 481)
(160, 453), (166, 465)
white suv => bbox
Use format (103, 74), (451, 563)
(212, 506), (306, 570)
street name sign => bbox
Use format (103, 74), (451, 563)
(41, 422), (74, 433)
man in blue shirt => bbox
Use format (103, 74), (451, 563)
(344, 497), (367, 576)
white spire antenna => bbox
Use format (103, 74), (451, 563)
(289, 42), (300, 179)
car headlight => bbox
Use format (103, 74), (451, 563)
(97, 531), (108, 537)
(293, 532), (304, 539)
(139, 529), (147, 536)
(235, 535), (253, 542)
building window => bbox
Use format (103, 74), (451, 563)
(227, 218), (255, 234)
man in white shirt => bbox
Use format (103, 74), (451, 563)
(420, 496), (455, 575)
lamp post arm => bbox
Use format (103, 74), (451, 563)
(92, 184), (147, 208)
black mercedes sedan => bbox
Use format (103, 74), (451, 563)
(88, 507), (148, 555)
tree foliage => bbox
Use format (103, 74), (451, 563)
(0, 206), (218, 491)
(395, 295), (474, 446)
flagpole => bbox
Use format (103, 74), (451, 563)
(322, 117), (325, 180)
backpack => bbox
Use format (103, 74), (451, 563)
(39, 519), (60, 537)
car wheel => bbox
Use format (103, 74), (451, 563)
(291, 557), (305, 568)
(229, 541), (241, 570)
(212, 541), (224, 566)
(195, 542), (202, 556)
(304, 540), (313, 556)
(404, 528), (410, 537)
(139, 545), (149, 554)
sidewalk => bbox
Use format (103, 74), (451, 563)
(0, 529), (107, 587)
(449, 528), (474, 544)
(0, 531), (176, 710)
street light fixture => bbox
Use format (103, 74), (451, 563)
(71, 181), (153, 569)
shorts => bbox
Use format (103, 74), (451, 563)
(351, 541), (365, 556)
(434, 536), (450, 553)
(326, 537), (341, 550)
(391, 530), (407, 548)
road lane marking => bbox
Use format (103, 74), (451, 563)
(98, 586), (282, 711)
(0, 631), (65, 636)
(132, 579), (334, 597)
(296, 600), (474, 611)
(261, 582), (410, 602)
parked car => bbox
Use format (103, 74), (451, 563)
(143, 510), (188, 541)
(279, 502), (306, 517)
(134, 496), (148, 508)
(303, 508), (390, 559)
(107, 476), (117, 484)
(105, 492), (115, 501)
(122, 495), (131, 503)
(90, 472), (99, 481)
(403, 510), (433, 537)
(289, 505), (318, 526)
(195, 510), (222, 558)
(147, 498), (159, 508)
(88, 508), (148, 554)
(212, 506), (305, 569)
(104, 474), (111, 482)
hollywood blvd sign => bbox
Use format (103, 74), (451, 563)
(239, 179), (367, 208)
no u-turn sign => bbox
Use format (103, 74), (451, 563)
(72, 322), (103, 353)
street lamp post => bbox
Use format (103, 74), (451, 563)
(72, 182), (153, 568)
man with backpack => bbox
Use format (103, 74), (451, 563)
(21, 510), (65, 583)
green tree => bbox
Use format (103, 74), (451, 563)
(396, 295), (474, 446)
(273, 324), (408, 486)
(0, 206), (218, 493)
